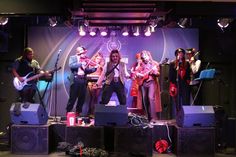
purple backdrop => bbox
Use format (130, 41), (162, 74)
(28, 27), (198, 116)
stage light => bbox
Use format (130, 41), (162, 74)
(0, 17), (8, 25)
(100, 27), (108, 36)
(133, 26), (140, 36)
(48, 17), (57, 27)
(144, 26), (151, 36)
(177, 18), (191, 28)
(149, 20), (157, 32)
(121, 26), (129, 36)
(78, 25), (86, 36)
(89, 27), (97, 36)
(217, 18), (232, 28)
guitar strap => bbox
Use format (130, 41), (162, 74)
(105, 62), (119, 77)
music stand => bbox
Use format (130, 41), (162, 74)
(191, 69), (216, 105)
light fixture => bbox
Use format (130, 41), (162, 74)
(78, 25), (86, 36)
(121, 26), (129, 36)
(217, 18), (233, 28)
(89, 27), (97, 36)
(0, 16), (9, 25)
(132, 26), (140, 36)
(177, 18), (189, 28)
(149, 19), (157, 32)
(144, 26), (151, 36)
(48, 16), (57, 27)
(100, 27), (108, 36)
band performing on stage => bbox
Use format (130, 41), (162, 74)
(11, 46), (202, 123)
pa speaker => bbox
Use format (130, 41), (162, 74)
(95, 105), (128, 126)
(11, 124), (50, 154)
(10, 103), (48, 125)
(177, 106), (215, 127)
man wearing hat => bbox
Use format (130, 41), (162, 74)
(168, 48), (191, 118)
(66, 46), (97, 116)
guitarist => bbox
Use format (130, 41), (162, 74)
(133, 50), (162, 123)
(12, 47), (48, 103)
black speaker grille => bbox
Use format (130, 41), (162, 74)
(11, 125), (49, 154)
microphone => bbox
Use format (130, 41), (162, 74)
(58, 49), (62, 55)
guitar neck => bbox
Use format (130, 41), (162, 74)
(26, 73), (44, 82)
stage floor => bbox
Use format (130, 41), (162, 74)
(1, 117), (235, 157)
(0, 150), (236, 157)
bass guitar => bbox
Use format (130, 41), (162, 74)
(13, 67), (61, 91)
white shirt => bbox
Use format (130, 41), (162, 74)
(191, 59), (201, 74)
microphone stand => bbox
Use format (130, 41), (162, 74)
(53, 50), (61, 122)
(176, 60), (181, 113)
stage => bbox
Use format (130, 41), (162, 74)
(10, 118), (216, 157)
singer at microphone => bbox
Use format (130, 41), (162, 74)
(168, 48), (191, 115)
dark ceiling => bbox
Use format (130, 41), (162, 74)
(1, 0), (236, 29)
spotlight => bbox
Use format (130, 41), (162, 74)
(89, 27), (97, 36)
(121, 26), (129, 36)
(149, 19), (157, 32)
(78, 25), (86, 36)
(133, 26), (140, 36)
(144, 26), (151, 36)
(100, 27), (108, 36)
(178, 18), (187, 28)
(48, 16), (57, 27)
(0, 17), (8, 25)
(217, 18), (233, 28)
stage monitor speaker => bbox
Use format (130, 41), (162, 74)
(11, 124), (50, 154)
(177, 106), (215, 127)
(95, 104), (128, 126)
(10, 103), (48, 125)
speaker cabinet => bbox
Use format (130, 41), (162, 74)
(174, 126), (215, 157)
(11, 124), (51, 154)
(10, 103), (48, 125)
(95, 105), (128, 126)
(160, 64), (169, 91)
(160, 91), (171, 120)
(65, 126), (104, 148)
(114, 126), (152, 156)
(177, 106), (215, 127)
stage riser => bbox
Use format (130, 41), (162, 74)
(114, 127), (153, 156)
(173, 126), (215, 157)
(65, 126), (105, 149)
(152, 125), (174, 152)
(11, 124), (51, 154)
(11, 123), (216, 156)
(50, 124), (66, 151)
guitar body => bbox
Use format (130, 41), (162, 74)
(13, 67), (61, 91)
(13, 72), (36, 91)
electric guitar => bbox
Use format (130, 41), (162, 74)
(13, 67), (61, 91)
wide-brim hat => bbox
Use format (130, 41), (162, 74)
(76, 46), (87, 55)
(175, 48), (185, 56)
(186, 48), (196, 54)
